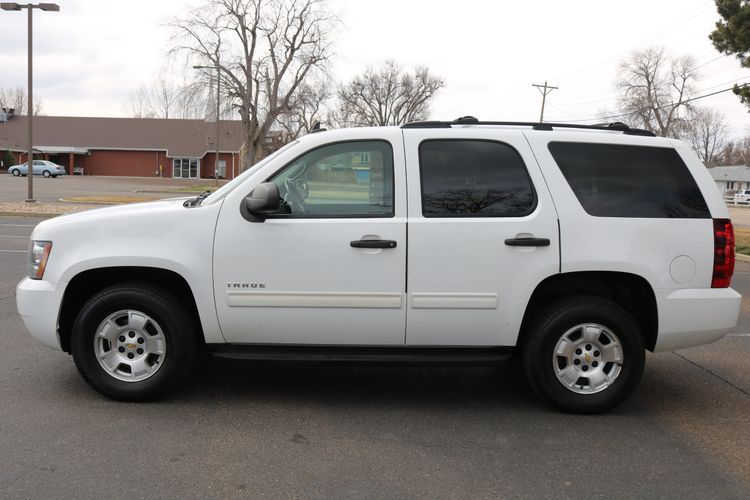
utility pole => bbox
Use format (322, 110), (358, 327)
(532, 81), (558, 123)
(1, 2), (60, 202)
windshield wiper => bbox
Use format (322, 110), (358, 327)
(183, 191), (211, 208)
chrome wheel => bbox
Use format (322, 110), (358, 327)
(93, 309), (167, 382)
(553, 323), (623, 395)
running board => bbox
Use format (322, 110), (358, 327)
(206, 345), (514, 365)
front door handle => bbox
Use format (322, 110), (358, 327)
(350, 239), (397, 249)
(504, 237), (550, 247)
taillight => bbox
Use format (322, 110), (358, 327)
(712, 218), (735, 288)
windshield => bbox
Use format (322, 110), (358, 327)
(202, 140), (300, 206)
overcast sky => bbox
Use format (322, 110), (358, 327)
(1, 0), (748, 136)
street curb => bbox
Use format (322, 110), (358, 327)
(736, 252), (750, 262)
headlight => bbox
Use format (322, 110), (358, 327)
(29, 241), (52, 280)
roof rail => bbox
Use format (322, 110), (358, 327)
(309, 121), (327, 134)
(401, 117), (656, 136)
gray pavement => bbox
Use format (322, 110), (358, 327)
(1, 215), (749, 498)
(728, 206), (750, 227)
(0, 173), (225, 204)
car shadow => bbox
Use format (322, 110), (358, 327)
(177, 356), (546, 412)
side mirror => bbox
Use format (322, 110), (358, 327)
(242, 182), (280, 222)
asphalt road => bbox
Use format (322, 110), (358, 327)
(1, 215), (749, 499)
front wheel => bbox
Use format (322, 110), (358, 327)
(71, 283), (199, 401)
(523, 296), (645, 413)
(10, 168), (20, 176)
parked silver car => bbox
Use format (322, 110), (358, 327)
(9, 160), (66, 178)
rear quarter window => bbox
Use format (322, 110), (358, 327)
(548, 142), (710, 218)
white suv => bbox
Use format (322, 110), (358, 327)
(16, 118), (741, 413)
(734, 189), (750, 204)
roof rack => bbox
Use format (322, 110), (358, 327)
(401, 116), (655, 136)
(309, 121), (327, 134)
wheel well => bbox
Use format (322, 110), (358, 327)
(58, 267), (204, 354)
(520, 272), (658, 351)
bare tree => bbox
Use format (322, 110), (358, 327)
(719, 136), (750, 166)
(275, 81), (330, 142)
(0, 86), (43, 115)
(333, 61), (444, 127)
(169, 0), (338, 168)
(128, 85), (157, 118)
(616, 47), (698, 137)
(683, 107), (728, 165)
(128, 73), (195, 119)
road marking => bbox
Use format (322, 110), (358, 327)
(0, 249), (26, 253)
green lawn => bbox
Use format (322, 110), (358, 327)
(735, 227), (750, 256)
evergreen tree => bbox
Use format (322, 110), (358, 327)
(710, 0), (750, 109)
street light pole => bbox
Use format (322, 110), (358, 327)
(1, 2), (60, 203)
(193, 63), (220, 187)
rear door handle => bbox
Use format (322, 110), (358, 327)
(350, 239), (398, 249)
(504, 237), (550, 247)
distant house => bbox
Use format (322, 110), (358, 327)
(0, 115), (280, 179)
(707, 165), (750, 195)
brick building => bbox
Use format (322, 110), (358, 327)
(0, 115), (257, 179)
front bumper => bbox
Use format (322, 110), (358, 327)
(16, 277), (65, 350)
(654, 287), (742, 352)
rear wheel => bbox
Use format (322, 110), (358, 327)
(42, 170), (51, 178)
(523, 296), (645, 413)
(71, 283), (199, 401)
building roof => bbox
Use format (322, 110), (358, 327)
(708, 165), (750, 183)
(0, 115), (245, 158)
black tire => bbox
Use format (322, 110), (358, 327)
(523, 296), (645, 414)
(71, 283), (199, 401)
(42, 170), (51, 178)
(11, 168), (20, 177)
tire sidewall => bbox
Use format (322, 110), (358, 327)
(526, 298), (645, 413)
(71, 286), (195, 400)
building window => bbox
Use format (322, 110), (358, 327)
(173, 158), (199, 179)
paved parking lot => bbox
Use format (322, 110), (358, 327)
(1, 215), (750, 498)
(0, 173), (225, 204)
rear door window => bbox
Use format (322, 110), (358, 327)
(548, 142), (710, 218)
(419, 139), (536, 217)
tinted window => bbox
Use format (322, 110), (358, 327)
(419, 140), (536, 217)
(269, 141), (393, 217)
(548, 142), (710, 218)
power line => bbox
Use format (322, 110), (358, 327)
(563, 83), (750, 123)
(551, 2), (710, 83)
